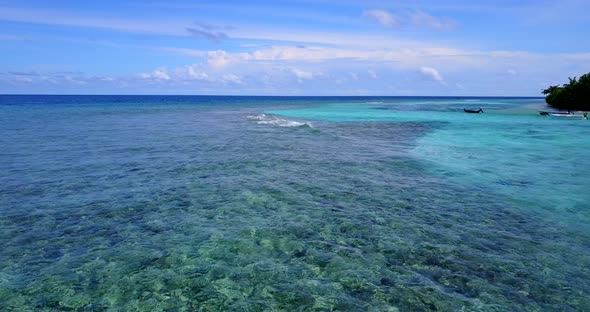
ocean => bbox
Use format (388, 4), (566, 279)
(1, 95), (589, 311)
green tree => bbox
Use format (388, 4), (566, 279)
(543, 72), (590, 110)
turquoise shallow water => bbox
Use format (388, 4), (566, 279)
(1, 95), (589, 311)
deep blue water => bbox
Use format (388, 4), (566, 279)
(1, 95), (589, 311)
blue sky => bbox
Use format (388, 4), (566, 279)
(1, 0), (589, 95)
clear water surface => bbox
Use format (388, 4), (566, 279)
(1, 95), (589, 311)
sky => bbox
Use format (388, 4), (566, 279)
(0, 0), (589, 96)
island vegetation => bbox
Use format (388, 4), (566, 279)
(542, 72), (590, 110)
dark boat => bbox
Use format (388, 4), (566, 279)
(464, 108), (484, 113)
(549, 112), (587, 119)
(539, 111), (550, 115)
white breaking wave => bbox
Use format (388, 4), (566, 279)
(247, 114), (311, 127)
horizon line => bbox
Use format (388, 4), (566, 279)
(0, 94), (545, 98)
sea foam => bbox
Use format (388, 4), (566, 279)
(247, 114), (311, 127)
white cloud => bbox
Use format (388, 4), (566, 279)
(62, 75), (87, 85)
(138, 67), (170, 80)
(207, 50), (233, 68)
(247, 45), (352, 62)
(173, 65), (210, 80)
(290, 68), (315, 81)
(419, 66), (445, 84)
(14, 76), (33, 83)
(133, 66), (244, 86)
(161, 46), (590, 84)
(152, 69), (170, 80)
(169, 45), (481, 68)
(363, 9), (400, 28)
(10, 42), (588, 95)
(363, 9), (457, 31)
(187, 67), (209, 80)
(221, 74), (243, 84)
(507, 69), (517, 75)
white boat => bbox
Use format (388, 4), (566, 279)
(549, 112), (587, 119)
(549, 113), (574, 117)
